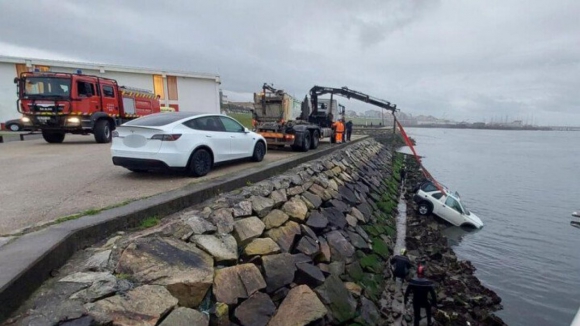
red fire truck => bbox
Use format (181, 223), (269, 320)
(14, 71), (161, 143)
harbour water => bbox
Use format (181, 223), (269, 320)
(405, 128), (580, 326)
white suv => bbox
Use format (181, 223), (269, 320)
(413, 180), (484, 229)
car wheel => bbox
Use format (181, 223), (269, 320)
(251, 141), (266, 162)
(94, 120), (112, 143)
(188, 149), (212, 177)
(301, 131), (311, 152)
(417, 201), (432, 215)
(8, 123), (21, 132)
(42, 130), (65, 143)
(310, 130), (320, 149)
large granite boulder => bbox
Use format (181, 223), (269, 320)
(244, 238), (281, 256)
(234, 216), (266, 245)
(282, 197), (308, 222)
(210, 208), (235, 234)
(85, 285), (177, 325)
(267, 285), (327, 326)
(234, 292), (276, 326)
(250, 196), (275, 217)
(325, 231), (356, 263)
(159, 307), (209, 326)
(262, 209), (289, 229)
(322, 207), (347, 229)
(306, 211), (328, 230)
(262, 253), (296, 293)
(301, 192), (322, 209)
(213, 264), (267, 305)
(185, 214), (218, 235)
(115, 237), (214, 307)
(265, 221), (301, 252)
(191, 234), (238, 262)
(315, 275), (357, 324)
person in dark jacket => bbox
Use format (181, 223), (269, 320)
(390, 248), (412, 283)
(404, 265), (437, 326)
(345, 120), (353, 141)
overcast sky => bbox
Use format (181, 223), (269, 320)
(1, 0), (578, 125)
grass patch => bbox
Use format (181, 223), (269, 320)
(139, 216), (160, 229)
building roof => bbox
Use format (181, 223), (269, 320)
(0, 55), (220, 83)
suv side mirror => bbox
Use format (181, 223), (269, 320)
(244, 127), (250, 133)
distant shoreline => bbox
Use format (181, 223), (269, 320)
(402, 124), (579, 131)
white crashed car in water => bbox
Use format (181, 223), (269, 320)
(413, 180), (484, 229)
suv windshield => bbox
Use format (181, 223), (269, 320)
(23, 77), (71, 98)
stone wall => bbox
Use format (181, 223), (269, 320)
(7, 139), (404, 326)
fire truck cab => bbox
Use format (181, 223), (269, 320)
(14, 71), (160, 143)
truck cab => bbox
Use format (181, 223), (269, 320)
(15, 72), (160, 143)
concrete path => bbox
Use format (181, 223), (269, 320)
(0, 135), (361, 235)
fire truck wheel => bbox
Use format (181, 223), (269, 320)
(188, 149), (212, 177)
(94, 120), (112, 143)
(42, 130), (65, 143)
(310, 130), (320, 149)
(301, 132), (311, 152)
(251, 141), (266, 162)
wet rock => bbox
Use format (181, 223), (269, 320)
(115, 237), (214, 308)
(347, 230), (369, 249)
(267, 285), (327, 326)
(345, 214), (358, 227)
(358, 296), (381, 325)
(83, 250), (111, 272)
(192, 234), (238, 262)
(287, 186), (304, 196)
(234, 216), (266, 245)
(159, 307), (209, 326)
(295, 236), (320, 256)
(322, 207), (347, 229)
(325, 231), (356, 263)
(316, 237), (331, 262)
(293, 253), (313, 264)
(85, 285), (177, 326)
(185, 214), (218, 235)
(270, 287), (290, 304)
(59, 316), (95, 326)
(282, 197), (308, 222)
(328, 261), (346, 276)
(327, 199), (349, 213)
(263, 253), (297, 293)
(344, 282), (362, 297)
(309, 183), (332, 201)
(234, 292), (276, 326)
(355, 225), (370, 241)
(301, 192), (322, 209)
(357, 203), (372, 221)
(262, 209), (289, 229)
(265, 221), (301, 252)
(27, 282), (88, 324)
(306, 211), (328, 230)
(295, 263), (325, 287)
(269, 189), (287, 208)
(250, 196), (275, 217)
(300, 224), (318, 240)
(233, 201), (253, 218)
(315, 275), (356, 323)
(350, 207), (367, 223)
(213, 264), (266, 305)
(244, 238), (281, 256)
(210, 208), (235, 234)
(68, 273), (118, 303)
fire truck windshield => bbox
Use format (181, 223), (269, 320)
(22, 77), (71, 98)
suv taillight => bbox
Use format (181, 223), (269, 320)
(151, 134), (182, 141)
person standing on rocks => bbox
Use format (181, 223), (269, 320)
(404, 265), (437, 326)
(390, 248), (412, 284)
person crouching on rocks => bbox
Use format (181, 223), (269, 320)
(404, 265), (437, 326)
(390, 248), (412, 284)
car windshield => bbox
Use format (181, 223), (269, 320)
(23, 77), (71, 98)
(124, 113), (196, 126)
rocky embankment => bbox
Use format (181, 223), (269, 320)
(6, 138), (405, 326)
(5, 134), (508, 326)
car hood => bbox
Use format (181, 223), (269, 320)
(466, 211), (484, 229)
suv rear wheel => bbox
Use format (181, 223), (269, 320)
(188, 149), (212, 177)
(417, 201), (432, 215)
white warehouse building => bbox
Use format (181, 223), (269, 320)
(0, 55), (221, 126)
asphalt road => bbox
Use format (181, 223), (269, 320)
(0, 135), (359, 234)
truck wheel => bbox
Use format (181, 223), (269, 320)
(301, 132), (311, 152)
(188, 149), (212, 177)
(251, 141), (266, 162)
(42, 130), (65, 143)
(310, 130), (320, 149)
(94, 120), (112, 143)
(418, 201), (432, 215)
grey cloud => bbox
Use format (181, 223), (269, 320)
(0, 0), (578, 125)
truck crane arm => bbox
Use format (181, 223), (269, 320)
(309, 85), (397, 116)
